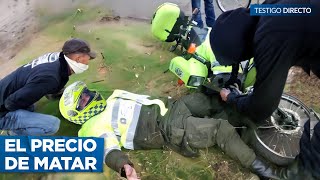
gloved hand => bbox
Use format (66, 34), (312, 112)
(221, 82), (244, 103)
(224, 77), (241, 89)
(228, 83), (243, 96)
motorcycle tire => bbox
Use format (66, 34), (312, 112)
(216, 0), (251, 12)
(241, 93), (312, 166)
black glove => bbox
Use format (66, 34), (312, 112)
(224, 77), (241, 89)
(228, 83), (243, 96)
(224, 64), (241, 88)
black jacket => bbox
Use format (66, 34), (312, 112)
(0, 52), (69, 114)
(212, 0), (320, 122)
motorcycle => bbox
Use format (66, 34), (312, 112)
(151, 3), (319, 166)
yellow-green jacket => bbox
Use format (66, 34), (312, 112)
(78, 90), (168, 173)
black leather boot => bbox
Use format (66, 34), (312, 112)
(179, 137), (199, 157)
(250, 158), (287, 180)
(281, 160), (314, 180)
(251, 158), (315, 180)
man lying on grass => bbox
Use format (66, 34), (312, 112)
(59, 81), (283, 180)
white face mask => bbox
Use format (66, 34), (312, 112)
(64, 55), (89, 74)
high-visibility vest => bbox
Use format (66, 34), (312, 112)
(78, 90), (168, 159)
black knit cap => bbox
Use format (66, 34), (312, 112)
(210, 8), (259, 66)
(62, 38), (96, 59)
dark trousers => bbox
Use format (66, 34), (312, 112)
(298, 116), (320, 179)
(191, 0), (216, 28)
(166, 93), (256, 167)
(134, 93), (256, 167)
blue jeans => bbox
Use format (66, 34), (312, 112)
(191, 0), (216, 28)
(0, 109), (60, 136)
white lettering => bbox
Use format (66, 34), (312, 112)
(34, 157), (97, 170)
(85, 157), (97, 170)
(5, 157), (29, 170)
(34, 157), (48, 170)
(78, 139), (82, 152)
(5, 139), (26, 152)
(71, 157), (84, 170)
(16, 139), (26, 152)
(19, 157), (29, 170)
(31, 138), (98, 152)
(256, 7), (282, 14)
(306, 8), (311, 13)
(5, 139), (17, 152)
(49, 157), (63, 170)
(66, 139), (77, 152)
(283, 7), (312, 14)
(55, 139), (65, 152)
(254, 7), (259, 13)
(83, 139), (96, 152)
(5, 157), (17, 170)
(42, 139), (54, 152)
(31, 139), (42, 152)
(61, 157), (72, 170)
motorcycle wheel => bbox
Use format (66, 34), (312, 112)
(243, 93), (311, 166)
(216, 0), (251, 12)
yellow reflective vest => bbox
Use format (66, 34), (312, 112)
(78, 90), (168, 159)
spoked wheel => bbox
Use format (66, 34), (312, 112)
(249, 93), (311, 166)
(216, 0), (251, 12)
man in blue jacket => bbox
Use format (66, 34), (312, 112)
(0, 38), (96, 136)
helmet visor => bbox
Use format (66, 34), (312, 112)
(76, 88), (96, 111)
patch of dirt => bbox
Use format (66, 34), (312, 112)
(285, 67), (320, 110)
(78, 18), (156, 55)
(103, 19), (156, 54)
(98, 66), (109, 75)
(126, 42), (155, 55)
(0, 0), (37, 66)
(145, 73), (189, 99)
(100, 15), (121, 22)
(97, 62), (111, 76)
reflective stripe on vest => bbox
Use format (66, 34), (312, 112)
(107, 90), (168, 116)
(123, 101), (141, 149)
(111, 100), (121, 136)
(108, 98), (142, 150)
(106, 90), (168, 149)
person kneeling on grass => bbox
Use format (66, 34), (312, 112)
(59, 81), (283, 180)
(0, 38), (96, 136)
